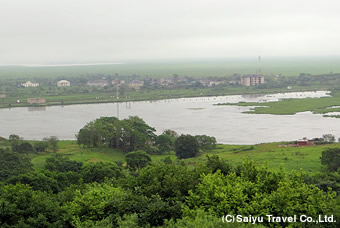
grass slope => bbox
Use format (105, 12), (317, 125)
(30, 140), (340, 175)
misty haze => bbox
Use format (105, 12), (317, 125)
(0, 0), (339, 227)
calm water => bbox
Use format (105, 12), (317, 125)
(0, 91), (338, 144)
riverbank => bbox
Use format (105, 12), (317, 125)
(1, 90), (337, 143)
(0, 85), (330, 109)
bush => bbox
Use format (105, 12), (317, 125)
(175, 134), (199, 159)
(321, 148), (340, 172)
(125, 150), (152, 171)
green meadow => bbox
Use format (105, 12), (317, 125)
(29, 140), (338, 175)
(220, 90), (340, 116)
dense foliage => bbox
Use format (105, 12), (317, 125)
(321, 148), (340, 172)
(0, 149), (33, 181)
(76, 116), (156, 152)
(175, 134), (199, 159)
(1, 119), (340, 227)
(125, 150), (152, 171)
(0, 155), (338, 227)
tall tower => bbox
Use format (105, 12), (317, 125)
(258, 56), (262, 75)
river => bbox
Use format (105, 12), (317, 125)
(0, 91), (338, 144)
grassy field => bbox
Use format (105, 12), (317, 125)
(219, 90), (340, 116)
(1, 57), (340, 79)
(29, 140), (339, 175)
(30, 141), (177, 171)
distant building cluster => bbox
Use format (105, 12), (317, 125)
(0, 93), (6, 98)
(17, 72), (266, 93)
(240, 74), (265, 86)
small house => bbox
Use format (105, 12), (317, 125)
(128, 80), (144, 89)
(21, 81), (39, 88)
(57, 80), (71, 87)
(28, 98), (46, 104)
(297, 137), (314, 146)
(87, 80), (108, 87)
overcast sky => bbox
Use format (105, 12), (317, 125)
(0, 0), (339, 64)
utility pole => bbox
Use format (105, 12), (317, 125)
(116, 81), (120, 149)
(258, 56), (262, 75)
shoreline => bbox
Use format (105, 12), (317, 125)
(0, 87), (327, 110)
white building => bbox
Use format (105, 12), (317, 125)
(27, 98), (46, 104)
(21, 81), (39, 88)
(57, 80), (71, 87)
(240, 74), (264, 86)
(87, 80), (108, 87)
(112, 79), (125, 87)
(128, 80), (144, 89)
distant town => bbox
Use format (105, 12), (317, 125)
(19, 73), (265, 90)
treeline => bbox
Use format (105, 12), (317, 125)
(0, 117), (339, 227)
(1, 149), (339, 227)
(76, 116), (216, 157)
(8, 135), (59, 154)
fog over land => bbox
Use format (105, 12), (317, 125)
(1, 0), (340, 64)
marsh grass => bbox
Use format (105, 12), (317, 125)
(29, 140), (340, 175)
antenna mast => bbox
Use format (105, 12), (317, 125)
(258, 56), (262, 75)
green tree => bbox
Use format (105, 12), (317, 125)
(17, 142), (34, 154)
(45, 155), (83, 172)
(9, 134), (20, 141)
(7, 171), (59, 193)
(184, 162), (338, 227)
(163, 129), (179, 138)
(130, 162), (201, 201)
(76, 121), (101, 148)
(34, 141), (49, 152)
(0, 149), (33, 181)
(323, 134), (336, 143)
(81, 162), (123, 183)
(206, 155), (233, 175)
(175, 134), (199, 159)
(321, 148), (340, 171)
(9, 134), (21, 152)
(63, 183), (147, 227)
(44, 136), (59, 152)
(195, 135), (217, 150)
(0, 184), (64, 227)
(121, 116), (156, 152)
(76, 116), (156, 152)
(156, 134), (173, 154)
(125, 150), (152, 171)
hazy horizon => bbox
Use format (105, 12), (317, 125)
(0, 56), (339, 67)
(1, 0), (340, 64)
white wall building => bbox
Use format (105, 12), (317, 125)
(21, 81), (39, 88)
(57, 80), (71, 87)
(240, 74), (264, 86)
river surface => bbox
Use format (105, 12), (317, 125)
(0, 91), (338, 144)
